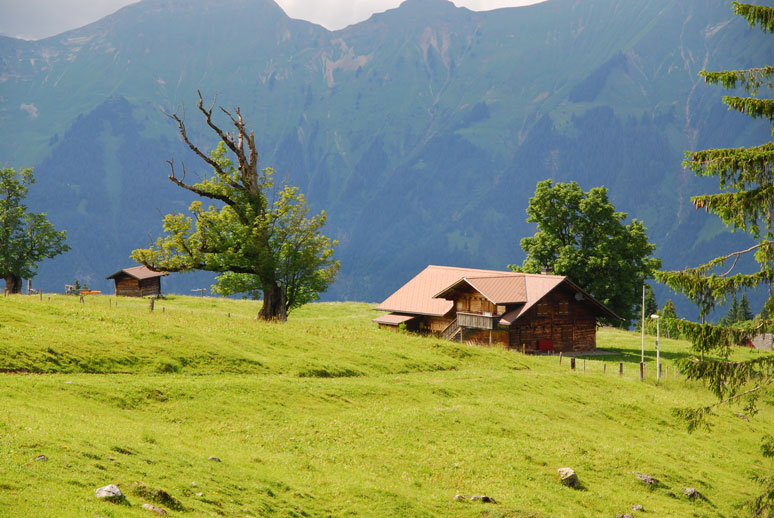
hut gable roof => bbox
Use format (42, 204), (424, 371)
(106, 265), (168, 281)
(375, 265), (522, 317)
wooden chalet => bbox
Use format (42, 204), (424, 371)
(106, 266), (168, 297)
(373, 265), (618, 353)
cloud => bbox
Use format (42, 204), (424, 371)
(20, 103), (39, 119)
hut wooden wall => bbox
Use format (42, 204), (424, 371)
(139, 278), (161, 297)
(114, 276), (142, 297)
(451, 286), (507, 316)
(508, 287), (597, 352)
(113, 276), (161, 297)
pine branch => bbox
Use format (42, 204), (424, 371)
(701, 67), (774, 95)
(723, 96), (774, 126)
(733, 2), (774, 33)
(685, 143), (774, 187)
(692, 186), (774, 236)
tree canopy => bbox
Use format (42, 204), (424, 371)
(654, 3), (773, 515)
(510, 179), (661, 326)
(0, 166), (70, 293)
(131, 93), (339, 321)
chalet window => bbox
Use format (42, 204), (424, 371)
(497, 305), (506, 315)
(457, 299), (466, 311)
(537, 302), (550, 316)
(471, 297), (482, 313)
(558, 301), (569, 314)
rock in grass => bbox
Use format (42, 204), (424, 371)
(632, 504), (644, 512)
(142, 503), (167, 515)
(636, 473), (658, 486)
(470, 495), (497, 503)
(453, 494), (467, 501)
(558, 467), (579, 488)
(34, 455), (47, 462)
(208, 456), (221, 462)
(616, 514), (634, 518)
(95, 484), (124, 501)
(684, 487), (702, 500)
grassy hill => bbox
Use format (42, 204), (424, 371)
(0, 294), (771, 517)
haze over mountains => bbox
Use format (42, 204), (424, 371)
(1, 0), (772, 316)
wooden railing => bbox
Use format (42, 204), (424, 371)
(457, 312), (498, 330)
(441, 318), (460, 341)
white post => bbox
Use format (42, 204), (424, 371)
(656, 317), (661, 383)
(651, 314), (660, 384)
(641, 284), (645, 363)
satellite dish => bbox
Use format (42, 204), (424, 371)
(574, 292), (584, 301)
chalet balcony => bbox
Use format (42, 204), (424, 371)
(457, 311), (499, 330)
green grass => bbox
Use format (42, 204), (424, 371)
(0, 294), (771, 517)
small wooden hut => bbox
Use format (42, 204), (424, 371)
(106, 266), (168, 297)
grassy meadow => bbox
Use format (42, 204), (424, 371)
(0, 294), (771, 517)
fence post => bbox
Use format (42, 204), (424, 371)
(570, 357), (576, 370)
(583, 359), (586, 373)
(604, 363), (607, 373)
(619, 362), (623, 376)
(640, 362), (645, 382)
(522, 344), (526, 355)
(559, 352), (563, 365)
(149, 297), (155, 311)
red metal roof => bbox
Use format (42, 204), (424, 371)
(375, 265), (523, 316)
(372, 313), (418, 325)
(376, 265), (619, 324)
(434, 275), (528, 304)
(106, 265), (169, 281)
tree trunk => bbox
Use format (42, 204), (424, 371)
(259, 281), (287, 321)
(4, 274), (22, 294)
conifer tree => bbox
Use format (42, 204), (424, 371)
(655, 4), (773, 515)
(720, 295), (740, 326)
(661, 299), (679, 339)
(738, 293), (754, 323)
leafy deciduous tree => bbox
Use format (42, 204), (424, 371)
(510, 179), (661, 326)
(131, 93), (339, 321)
(0, 166), (70, 293)
(655, 3), (773, 515)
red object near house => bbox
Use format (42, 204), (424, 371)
(537, 339), (554, 351)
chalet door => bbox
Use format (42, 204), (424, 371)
(559, 325), (573, 352)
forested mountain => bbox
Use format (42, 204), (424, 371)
(1, 0), (772, 316)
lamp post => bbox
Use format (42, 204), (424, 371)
(651, 314), (660, 383)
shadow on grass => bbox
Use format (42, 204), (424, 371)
(581, 348), (728, 365)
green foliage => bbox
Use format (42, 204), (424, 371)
(511, 179), (661, 326)
(720, 295), (741, 326)
(739, 293), (754, 322)
(0, 166), (69, 292)
(655, 4), (774, 514)
(734, 1), (774, 33)
(759, 294), (774, 321)
(132, 97), (338, 320)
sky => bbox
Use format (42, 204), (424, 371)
(0, 0), (545, 40)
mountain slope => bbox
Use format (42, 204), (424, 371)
(1, 0), (771, 314)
